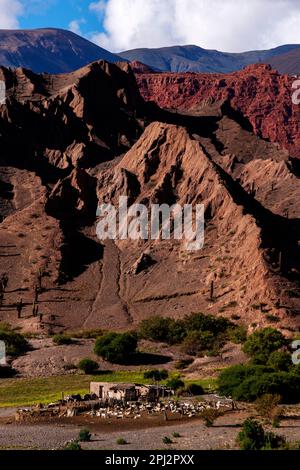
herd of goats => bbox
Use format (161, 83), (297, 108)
(16, 393), (238, 422)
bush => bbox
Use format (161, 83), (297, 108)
(0, 323), (29, 357)
(78, 358), (99, 375)
(200, 409), (221, 427)
(183, 312), (231, 336)
(184, 383), (204, 396)
(139, 316), (185, 345)
(237, 418), (285, 450)
(78, 428), (91, 442)
(163, 436), (173, 444)
(254, 394), (282, 423)
(237, 418), (266, 450)
(228, 326), (247, 344)
(218, 363), (300, 403)
(94, 332), (138, 364)
(166, 377), (185, 391)
(53, 334), (72, 346)
(242, 328), (287, 365)
(218, 364), (273, 398)
(181, 330), (215, 356)
(116, 438), (127, 445)
(143, 369), (168, 381)
(234, 371), (300, 403)
(0, 365), (16, 378)
(267, 351), (292, 371)
(64, 440), (81, 450)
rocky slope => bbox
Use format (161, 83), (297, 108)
(136, 64), (300, 158)
(120, 44), (300, 74)
(0, 61), (299, 334)
(0, 28), (123, 74)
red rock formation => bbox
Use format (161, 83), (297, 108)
(136, 64), (300, 157)
(0, 60), (299, 334)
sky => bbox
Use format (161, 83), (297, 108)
(2, 0), (300, 53)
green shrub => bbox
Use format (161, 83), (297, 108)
(78, 358), (99, 375)
(0, 323), (29, 357)
(234, 371), (300, 403)
(64, 440), (82, 450)
(243, 328), (287, 365)
(267, 351), (292, 371)
(53, 334), (72, 345)
(163, 436), (173, 444)
(116, 438), (127, 445)
(172, 432), (181, 438)
(237, 417), (286, 450)
(254, 394), (281, 422)
(166, 377), (185, 390)
(94, 332), (138, 364)
(183, 312), (231, 335)
(237, 418), (266, 450)
(228, 326), (247, 344)
(200, 409), (221, 427)
(218, 364), (273, 397)
(139, 316), (185, 344)
(181, 330), (215, 356)
(143, 369), (168, 381)
(78, 428), (91, 442)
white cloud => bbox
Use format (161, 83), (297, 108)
(0, 0), (23, 29)
(69, 18), (86, 36)
(89, 0), (300, 52)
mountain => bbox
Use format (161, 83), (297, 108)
(0, 60), (299, 334)
(135, 63), (300, 158)
(269, 48), (300, 75)
(119, 44), (300, 74)
(0, 28), (123, 74)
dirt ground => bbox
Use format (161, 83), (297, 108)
(0, 409), (300, 450)
(11, 337), (246, 378)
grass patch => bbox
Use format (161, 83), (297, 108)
(0, 372), (217, 408)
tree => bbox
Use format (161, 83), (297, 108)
(181, 330), (215, 356)
(242, 328), (287, 365)
(78, 358), (99, 374)
(166, 377), (185, 391)
(267, 351), (292, 371)
(0, 323), (29, 357)
(143, 369), (168, 381)
(139, 316), (185, 344)
(94, 332), (138, 364)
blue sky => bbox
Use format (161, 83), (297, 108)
(2, 0), (300, 53)
(19, 0), (105, 35)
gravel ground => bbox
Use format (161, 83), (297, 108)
(0, 411), (300, 450)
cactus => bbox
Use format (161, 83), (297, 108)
(16, 298), (23, 319)
(210, 280), (215, 301)
(37, 269), (44, 290)
(32, 300), (39, 317)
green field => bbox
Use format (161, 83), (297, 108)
(0, 371), (217, 408)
